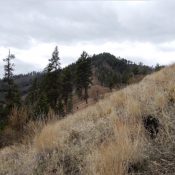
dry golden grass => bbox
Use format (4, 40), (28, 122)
(8, 106), (29, 129)
(0, 64), (175, 175)
(86, 117), (145, 175)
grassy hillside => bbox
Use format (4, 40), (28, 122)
(0, 64), (174, 175)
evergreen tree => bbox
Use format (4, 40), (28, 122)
(43, 46), (63, 115)
(107, 72), (116, 91)
(76, 51), (92, 103)
(67, 94), (73, 113)
(34, 92), (49, 118)
(25, 77), (40, 105)
(155, 63), (164, 71)
(62, 67), (73, 114)
(122, 71), (131, 84)
(46, 46), (60, 72)
(25, 77), (45, 118)
(2, 50), (21, 115)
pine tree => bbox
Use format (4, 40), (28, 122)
(25, 77), (40, 105)
(25, 77), (42, 118)
(43, 46), (63, 115)
(62, 67), (73, 114)
(67, 94), (73, 113)
(34, 93), (49, 118)
(46, 46), (60, 72)
(76, 51), (92, 103)
(108, 72), (115, 91)
(2, 50), (21, 115)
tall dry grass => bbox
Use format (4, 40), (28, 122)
(0, 64), (175, 175)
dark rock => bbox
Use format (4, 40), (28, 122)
(128, 160), (148, 174)
(143, 115), (159, 139)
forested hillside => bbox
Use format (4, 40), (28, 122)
(0, 52), (153, 100)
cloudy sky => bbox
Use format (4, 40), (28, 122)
(0, 0), (175, 76)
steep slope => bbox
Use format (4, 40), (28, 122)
(0, 64), (174, 175)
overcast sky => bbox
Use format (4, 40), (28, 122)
(0, 0), (175, 76)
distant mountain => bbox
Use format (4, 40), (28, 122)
(13, 72), (42, 96)
(91, 53), (153, 87)
(0, 72), (42, 102)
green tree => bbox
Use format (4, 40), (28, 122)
(2, 50), (21, 114)
(67, 95), (73, 113)
(46, 46), (60, 72)
(62, 67), (73, 114)
(25, 77), (45, 119)
(25, 77), (40, 105)
(34, 93), (49, 118)
(43, 46), (63, 115)
(122, 71), (131, 84)
(107, 72), (118, 91)
(155, 63), (164, 71)
(76, 51), (92, 103)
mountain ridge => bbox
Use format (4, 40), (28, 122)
(0, 52), (154, 99)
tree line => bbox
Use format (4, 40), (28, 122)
(0, 47), (92, 127)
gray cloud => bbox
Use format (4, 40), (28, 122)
(0, 0), (174, 76)
(0, 0), (175, 49)
(14, 59), (42, 74)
